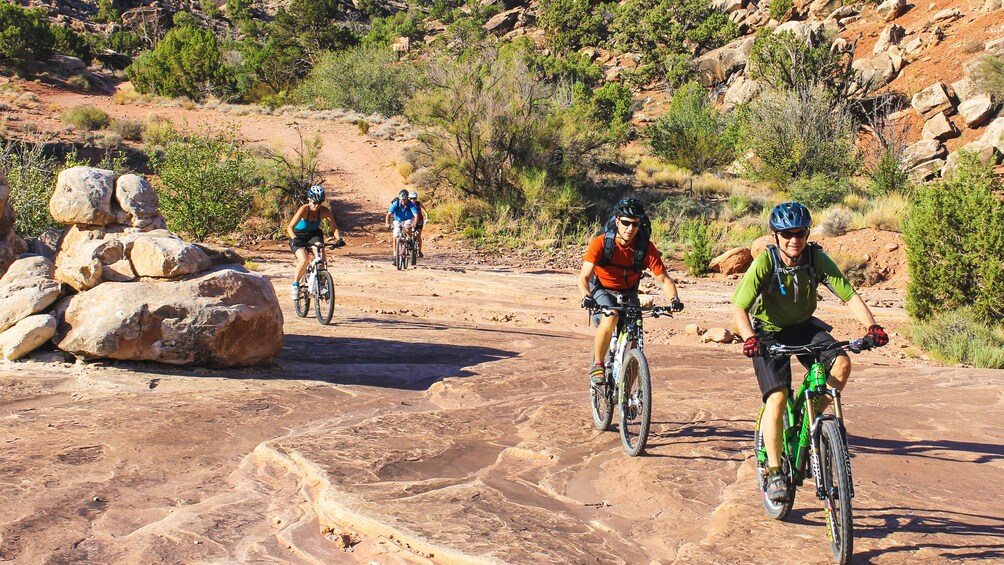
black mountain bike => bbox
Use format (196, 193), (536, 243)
(393, 229), (417, 270)
(294, 240), (344, 324)
(588, 302), (671, 456)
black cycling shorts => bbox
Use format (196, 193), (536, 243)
(752, 317), (848, 402)
(290, 230), (323, 252)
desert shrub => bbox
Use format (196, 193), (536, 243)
(524, 45), (602, 86)
(909, 307), (1004, 369)
(904, 152), (1004, 323)
(684, 220), (713, 276)
(61, 105), (111, 131)
(126, 15), (233, 100)
(93, 30), (142, 56)
(816, 205), (853, 236)
(538, 0), (607, 53)
(227, 0), (254, 21)
(363, 10), (427, 46)
(647, 81), (736, 174)
(149, 129), (263, 241)
(862, 192), (908, 231)
(260, 129), (323, 226)
(786, 174), (851, 210)
(769, 0), (793, 20)
(111, 119), (144, 141)
(0, 141), (61, 237)
(747, 28), (852, 94)
(737, 85), (857, 187)
(295, 45), (416, 116)
(52, 26), (92, 62)
(95, 0), (120, 23)
(586, 82), (634, 137)
(973, 54), (1004, 100)
(0, 3), (54, 75)
(142, 115), (175, 146)
(829, 252), (882, 287)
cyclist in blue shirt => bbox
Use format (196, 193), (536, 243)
(409, 190), (426, 258)
(385, 189), (419, 241)
(286, 185), (341, 300)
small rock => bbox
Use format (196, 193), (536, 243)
(701, 327), (734, 344)
(884, 243), (899, 251)
(685, 324), (706, 336)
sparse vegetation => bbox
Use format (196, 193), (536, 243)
(61, 105), (110, 131)
(0, 140), (62, 237)
(647, 81), (736, 174)
(973, 54), (1004, 100)
(684, 220), (713, 276)
(295, 45), (416, 116)
(0, 3), (55, 76)
(909, 308), (1004, 369)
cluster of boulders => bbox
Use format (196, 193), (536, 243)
(0, 166), (283, 367)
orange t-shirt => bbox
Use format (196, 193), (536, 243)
(584, 234), (666, 290)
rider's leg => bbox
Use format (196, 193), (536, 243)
(762, 388), (788, 469)
(593, 313), (618, 363)
(817, 355), (851, 414)
(293, 247), (308, 282)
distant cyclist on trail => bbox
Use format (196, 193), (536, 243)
(287, 185), (342, 300)
(578, 197), (684, 385)
(385, 189), (419, 242)
(409, 190), (426, 258)
(732, 201), (888, 504)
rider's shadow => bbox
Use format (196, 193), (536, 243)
(850, 506), (1004, 562)
(278, 332), (519, 390)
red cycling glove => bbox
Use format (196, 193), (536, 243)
(743, 336), (761, 358)
(866, 324), (889, 347)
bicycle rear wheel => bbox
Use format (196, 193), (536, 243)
(294, 276), (310, 317)
(820, 419), (854, 564)
(314, 271), (335, 325)
(397, 238), (409, 270)
(618, 348), (651, 456)
(754, 404), (795, 520)
(589, 354), (614, 431)
(411, 238), (418, 265)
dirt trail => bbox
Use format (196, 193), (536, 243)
(1, 93), (1003, 564)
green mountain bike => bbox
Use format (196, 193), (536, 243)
(753, 339), (873, 565)
(588, 303), (671, 456)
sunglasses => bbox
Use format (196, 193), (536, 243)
(777, 229), (809, 240)
(619, 219), (641, 228)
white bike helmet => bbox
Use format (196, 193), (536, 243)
(307, 185), (325, 203)
(408, 191), (418, 199)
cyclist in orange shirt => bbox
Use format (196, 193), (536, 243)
(577, 198), (684, 384)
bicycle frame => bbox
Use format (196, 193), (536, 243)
(303, 245), (328, 295)
(607, 308), (645, 404)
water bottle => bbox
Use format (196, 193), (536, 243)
(307, 270), (316, 291)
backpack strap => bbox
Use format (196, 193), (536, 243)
(756, 242), (823, 303)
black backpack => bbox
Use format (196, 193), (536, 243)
(756, 242), (822, 303)
(592, 215), (652, 290)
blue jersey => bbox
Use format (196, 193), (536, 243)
(388, 199), (418, 222)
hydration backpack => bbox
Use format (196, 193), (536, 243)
(756, 242), (822, 303)
(594, 215), (652, 275)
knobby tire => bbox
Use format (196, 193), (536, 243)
(294, 275), (310, 317)
(619, 348), (651, 456)
(754, 404), (795, 520)
(315, 270), (335, 325)
(820, 419), (854, 564)
(589, 354), (614, 431)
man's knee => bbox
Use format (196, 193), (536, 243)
(830, 355), (851, 386)
(765, 389), (787, 411)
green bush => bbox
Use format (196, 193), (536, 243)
(227, 0), (254, 21)
(52, 27), (92, 62)
(523, 44), (602, 86)
(61, 105), (111, 131)
(149, 130), (263, 241)
(973, 54), (1004, 100)
(294, 45), (415, 115)
(95, 0), (120, 23)
(647, 81), (735, 174)
(768, 0), (793, 21)
(738, 85), (857, 187)
(684, 221), (713, 276)
(786, 174), (851, 210)
(126, 15), (232, 100)
(588, 82), (634, 137)
(909, 308), (1004, 369)
(363, 10), (427, 47)
(538, 0), (607, 53)
(904, 151), (1004, 323)
(866, 146), (910, 195)
(747, 28), (851, 93)
(94, 30), (142, 56)
(0, 3), (54, 75)
(0, 141), (61, 238)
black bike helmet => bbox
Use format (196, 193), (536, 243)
(613, 197), (646, 219)
(398, 189), (409, 200)
(769, 202), (811, 231)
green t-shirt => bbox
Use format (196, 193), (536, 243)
(731, 246), (857, 332)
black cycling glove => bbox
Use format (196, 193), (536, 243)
(670, 297), (684, 312)
(581, 296), (598, 309)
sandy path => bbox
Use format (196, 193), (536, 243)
(1, 92), (1002, 564)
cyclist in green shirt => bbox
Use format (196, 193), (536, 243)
(732, 202), (889, 503)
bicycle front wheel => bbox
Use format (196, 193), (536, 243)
(754, 404), (795, 520)
(589, 354), (614, 431)
(314, 271), (335, 325)
(294, 277), (310, 317)
(618, 348), (651, 456)
(411, 239), (418, 265)
(820, 419), (854, 564)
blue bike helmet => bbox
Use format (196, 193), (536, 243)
(307, 185), (325, 203)
(769, 202), (811, 231)
(613, 197), (646, 219)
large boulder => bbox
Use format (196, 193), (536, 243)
(0, 314), (57, 361)
(723, 75), (764, 108)
(55, 238), (125, 292)
(974, 117), (1004, 150)
(0, 258), (62, 333)
(130, 236), (212, 278)
(958, 94), (994, 128)
(852, 53), (897, 92)
(49, 167), (116, 226)
(876, 0), (905, 22)
(710, 247), (753, 275)
(482, 9), (520, 35)
(55, 267), (284, 367)
(921, 112), (959, 141)
(911, 83), (954, 120)
(873, 24), (905, 55)
(774, 21), (815, 44)
(901, 139), (947, 169)
(799, 0), (841, 20)
(114, 174), (163, 227)
(909, 159), (946, 182)
(693, 38), (755, 86)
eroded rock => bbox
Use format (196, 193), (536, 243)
(49, 167), (116, 226)
(902, 139), (947, 169)
(911, 83), (954, 119)
(876, 0), (905, 22)
(921, 112), (959, 141)
(0, 314), (57, 361)
(710, 247), (753, 275)
(130, 237), (212, 278)
(958, 94), (994, 128)
(0, 266), (62, 333)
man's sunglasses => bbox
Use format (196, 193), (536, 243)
(778, 229), (809, 240)
(619, 219), (641, 228)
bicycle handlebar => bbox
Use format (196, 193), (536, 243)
(587, 305), (674, 318)
(310, 239), (346, 250)
(767, 339), (873, 357)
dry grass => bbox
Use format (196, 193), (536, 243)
(397, 161), (413, 180)
(859, 192), (909, 231)
(816, 205), (854, 236)
(113, 83), (142, 105)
